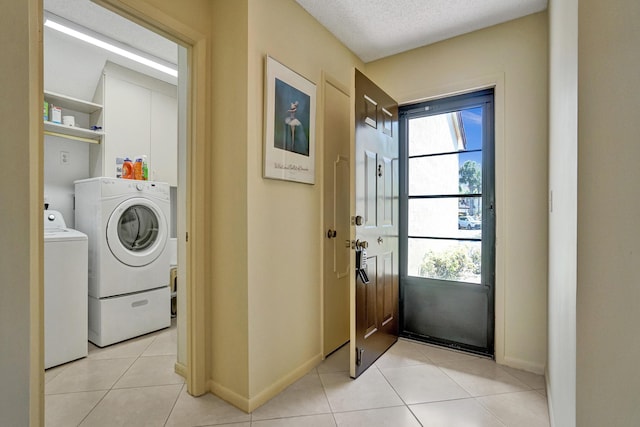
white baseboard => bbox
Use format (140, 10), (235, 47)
(174, 361), (187, 379)
(502, 356), (545, 375)
(545, 367), (555, 427)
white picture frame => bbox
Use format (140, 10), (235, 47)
(263, 56), (316, 184)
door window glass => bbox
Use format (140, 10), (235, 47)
(118, 205), (159, 251)
(406, 106), (484, 284)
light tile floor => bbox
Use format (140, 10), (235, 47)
(46, 323), (550, 426)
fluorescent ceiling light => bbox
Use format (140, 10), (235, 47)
(44, 18), (178, 77)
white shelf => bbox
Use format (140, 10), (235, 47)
(44, 121), (104, 143)
(44, 91), (103, 114)
(44, 90), (104, 143)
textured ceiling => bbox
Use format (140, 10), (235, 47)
(43, 0), (548, 66)
(295, 0), (548, 62)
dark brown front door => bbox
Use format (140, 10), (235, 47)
(352, 69), (399, 378)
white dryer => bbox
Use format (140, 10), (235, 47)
(75, 177), (171, 347)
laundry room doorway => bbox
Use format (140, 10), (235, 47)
(41, 0), (209, 406)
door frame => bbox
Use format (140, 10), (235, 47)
(396, 75), (506, 364)
(398, 88), (496, 355)
(19, 0), (209, 422)
(372, 74), (506, 365)
(94, 0), (210, 397)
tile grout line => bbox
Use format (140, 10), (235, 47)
(472, 395), (510, 426)
(162, 382), (186, 427)
(425, 354), (481, 398)
(44, 363), (70, 385)
(378, 352), (460, 427)
(319, 362), (408, 419)
(371, 363), (425, 426)
(74, 390), (109, 427)
(56, 331), (545, 426)
(69, 329), (164, 426)
(380, 350), (504, 426)
(405, 404), (425, 427)
(316, 367), (339, 426)
(493, 364), (540, 391)
(378, 341), (543, 425)
(389, 343), (509, 427)
(106, 333), (158, 388)
(429, 354), (543, 427)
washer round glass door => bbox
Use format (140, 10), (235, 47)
(106, 198), (168, 267)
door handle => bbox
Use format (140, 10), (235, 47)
(350, 239), (369, 249)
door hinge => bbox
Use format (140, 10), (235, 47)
(186, 232), (189, 242)
(356, 347), (363, 366)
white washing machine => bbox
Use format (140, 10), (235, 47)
(74, 177), (171, 347)
(44, 210), (88, 368)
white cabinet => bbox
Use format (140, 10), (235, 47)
(100, 77), (151, 176)
(150, 91), (178, 186)
(90, 62), (177, 185)
(44, 91), (104, 143)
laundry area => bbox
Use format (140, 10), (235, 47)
(42, 0), (183, 370)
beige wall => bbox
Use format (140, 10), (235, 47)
(245, 0), (363, 404)
(208, 0), (251, 401)
(149, 0), (364, 408)
(366, 13), (549, 373)
(104, 0), (255, 403)
(133, 0), (363, 409)
(0, 0), (43, 425)
(547, 0), (577, 425)
(577, 0), (640, 424)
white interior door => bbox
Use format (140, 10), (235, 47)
(176, 45), (188, 367)
(323, 77), (351, 356)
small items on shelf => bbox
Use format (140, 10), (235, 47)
(43, 90), (104, 144)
